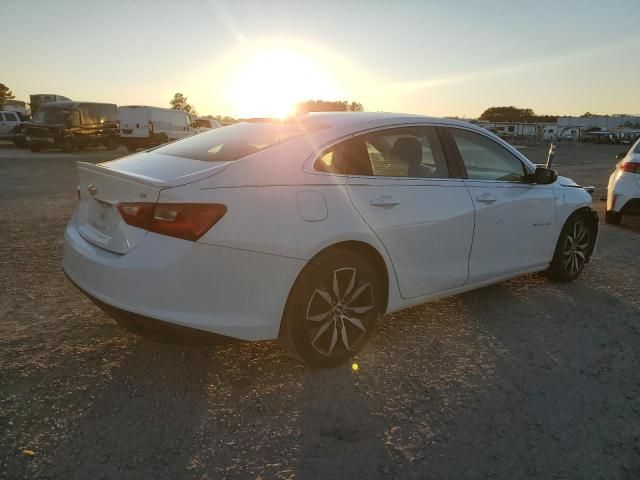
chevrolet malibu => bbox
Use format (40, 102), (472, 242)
(63, 112), (598, 367)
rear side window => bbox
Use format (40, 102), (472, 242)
(450, 128), (525, 181)
(3, 112), (18, 122)
(365, 127), (448, 178)
(322, 127), (449, 178)
(313, 127), (449, 178)
(153, 120), (328, 162)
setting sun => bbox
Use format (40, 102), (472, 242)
(228, 47), (341, 118)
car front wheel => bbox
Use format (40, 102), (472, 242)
(279, 249), (384, 367)
(548, 214), (594, 283)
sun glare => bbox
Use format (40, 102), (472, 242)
(228, 48), (340, 118)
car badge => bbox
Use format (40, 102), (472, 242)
(87, 185), (98, 196)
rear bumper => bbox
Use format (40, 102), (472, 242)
(608, 173), (640, 213)
(64, 271), (239, 344)
(63, 213), (306, 340)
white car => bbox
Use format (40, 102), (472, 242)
(63, 112), (598, 367)
(606, 138), (640, 224)
(118, 106), (197, 152)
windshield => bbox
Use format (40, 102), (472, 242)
(153, 120), (328, 162)
(33, 107), (71, 125)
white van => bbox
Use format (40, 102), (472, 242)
(118, 106), (196, 152)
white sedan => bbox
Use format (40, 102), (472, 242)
(606, 138), (640, 224)
(63, 113), (598, 367)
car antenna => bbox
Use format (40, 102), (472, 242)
(546, 142), (556, 168)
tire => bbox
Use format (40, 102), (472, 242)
(157, 133), (169, 146)
(279, 249), (384, 367)
(29, 143), (41, 152)
(605, 210), (622, 225)
(62, 139), (76, 153)
(105, 137), (118, 150)
(547, 214), (594, 283)
(126, 144), (137, 152)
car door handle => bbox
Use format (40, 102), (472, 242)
(476, 193), (497, 204)
(370, 195), (401, 207)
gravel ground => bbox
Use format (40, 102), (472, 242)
(1, 142), (639, 480)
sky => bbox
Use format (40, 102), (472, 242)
(3, 0), (640, 118)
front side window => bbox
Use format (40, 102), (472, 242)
(3, 112), (18, 122)
(347, 126), (449, 178)
(79, 106), (96, 125)
(33, 106), (71, 125)
(450, 128), (525, 181)
(71, 110), (81, 126)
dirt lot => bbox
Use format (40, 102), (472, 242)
(1, 142), (639, 480)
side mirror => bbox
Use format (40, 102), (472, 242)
(530, 166), (558, 185)
(616, 152), (627, 160)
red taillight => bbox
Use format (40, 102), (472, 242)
(117, 203), (227, 241)
(620, 162), (640, 174)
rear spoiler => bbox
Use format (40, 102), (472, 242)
(76, 161), (170, 188)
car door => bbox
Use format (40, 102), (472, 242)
(446, 127), (557, 283)
(344, 125), (475, 299)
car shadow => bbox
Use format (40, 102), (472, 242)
(12, 273), (640, 480)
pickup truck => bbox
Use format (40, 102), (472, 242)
(0, 111), (25, 147)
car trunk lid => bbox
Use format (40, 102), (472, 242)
(75, 154), (230, 253)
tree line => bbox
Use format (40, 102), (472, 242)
(478, 106), (557, 123)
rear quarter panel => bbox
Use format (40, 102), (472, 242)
(158, 172), (403, 313)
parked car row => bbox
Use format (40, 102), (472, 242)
(1, 100), (221, 152)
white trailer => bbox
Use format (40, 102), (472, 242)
(118, 106), (196, 152)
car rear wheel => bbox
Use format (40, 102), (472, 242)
(157, 133), (169, 146)
(547, 214), (594, 283)
(105, 137), (118, 150)
(605, 210), (622, 225)
(279, 249), (384, 367)
(126, 144), (137, 152)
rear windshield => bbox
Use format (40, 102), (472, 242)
(153, 120), (328, 162)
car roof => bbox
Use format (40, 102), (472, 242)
(301, 111), (473, 129)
